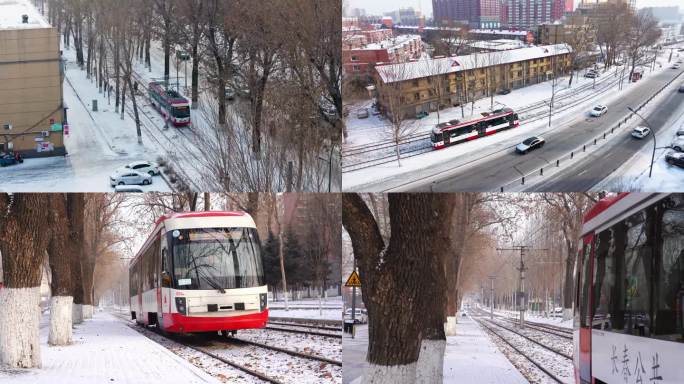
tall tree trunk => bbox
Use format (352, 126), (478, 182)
(47, 194), (73, 345)
(67, 194), (85, 325)
(0, 194), (51, 368)
(343, 193), (454, 384)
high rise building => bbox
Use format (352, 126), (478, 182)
(504, 0), (554, 30)
(432, 0), (480, 27)
(551, 0), (566, 20)
(565, 0), (574, 12)
(432, 0), (500, 28)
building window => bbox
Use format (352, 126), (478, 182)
(413, 80), (419, 87)
(352, 65), (361, 72)
(414, 92), (420, 100)
(351, 56), (359, 62)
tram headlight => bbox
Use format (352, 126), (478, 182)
(175, 297), (187, 315)
(260, 293), (267, 312)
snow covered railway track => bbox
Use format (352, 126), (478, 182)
(216, 337), (342, 366)
(268, 320), (343, 332)
(474, 317), (571, 384)
(263, 325), (342, 339)
(496, 316), (572, 340)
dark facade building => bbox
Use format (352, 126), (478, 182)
(504, 0), (554, 30)
(433, 0), (480, 27)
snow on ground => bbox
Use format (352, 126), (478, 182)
(596, 82), (684, 191)
(343, 313), (530, 384)
(343, 52), (674, 190)
(269, 309), (341, 321)
(0, 311), (219, 384)
(495, 309), (573, 329)
(0, 39), (171, 192)
(442, 313), (529, 384)
(236, 328), (341, 362)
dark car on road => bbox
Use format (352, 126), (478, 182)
(679, 84), (684, 93)
(516, 136), (545, 154)
(666, 151), (684, 168)
(0, 153), (22, 167)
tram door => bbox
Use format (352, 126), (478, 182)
(158, 236), (172, 328)
(578, 235), (594, 384)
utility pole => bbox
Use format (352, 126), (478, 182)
(351, 258), (357, 339)
(498, 245), (547, 329)
(489, 275), (495, 320)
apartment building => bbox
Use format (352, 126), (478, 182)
(0, 0), (65, 158)
(343, 34), (423, 76)
(373, 44), (572, 118)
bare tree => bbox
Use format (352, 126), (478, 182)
(378, 62), (418, 166)
(0, 194), (51, 368)
(47, 194), (73, 346)
(343, 193), (456, 384)
(626, 10), (662, 83)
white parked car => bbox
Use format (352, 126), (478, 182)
(631, 126), (651, 139)
(672, 137), (684, 151)
(118, 161), (160, 176)
(110, 170), (152, 187)
(673, 63), (681, 69)
(356, 108), (369, 119)
(590, 105), (608, 117)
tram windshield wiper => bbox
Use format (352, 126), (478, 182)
(200, 270), (226, 294)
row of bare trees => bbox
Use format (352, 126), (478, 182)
(343, 192), (597, 383)
(0, 193), (124, 368)
(45, 0), (341, 191)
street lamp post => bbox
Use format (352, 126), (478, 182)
(627, 107), (657, 178)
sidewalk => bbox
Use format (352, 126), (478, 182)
(0, 311), (219, 384)
(443, 314), (528, 383)
(343, 313), (528, 384)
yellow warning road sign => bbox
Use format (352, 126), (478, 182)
(345, 270), (361, 287)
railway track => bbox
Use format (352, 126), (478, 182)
(268, 320), (342, 332)
(475, 316), (569, 384)
(111, 310), (341, 384)
(342, 72), (627, 173)
(492, 314), (573, 340)
(264, 324), (342, 339)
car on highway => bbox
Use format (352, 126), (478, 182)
(110, 170), (153, 187)
(118, 161), (160, 176)
(666, 151), (684, 168)
(679, 84), (684, 93)
(344, 308), (368, 324)
(672, 63), (681, 69)
(631, 126), (651, 139)
(671, 137), (684, 151)
(356, 108), (369, 119)
(515, 136), (545, 154)
(590, 105), (608, 117)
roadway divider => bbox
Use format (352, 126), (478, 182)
(498, 69), (684, 192)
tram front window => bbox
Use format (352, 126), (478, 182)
(431, 131), (443, 143)
(170, 227), (264, 290)
(172, 106), (190, 118)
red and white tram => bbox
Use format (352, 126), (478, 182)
(574, 193), (684, 384)
(129, 211), (268, 334)
(430, 107), (519, 150)
(148, 81), (191, 127)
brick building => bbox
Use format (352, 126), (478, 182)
(343, 34), (422, 76)
(0, 0), (65, 158)
(373, 44), (572, 118)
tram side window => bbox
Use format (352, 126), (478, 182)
(593, 208), (656, 337)
(656, 195), (684, 342)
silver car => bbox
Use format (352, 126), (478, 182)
(110, 170), (152, 187)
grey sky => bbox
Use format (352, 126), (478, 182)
(344, 0), (684, 18)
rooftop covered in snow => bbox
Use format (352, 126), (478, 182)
(0, 0), (50, 30)
(376, 44), (572, 84)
